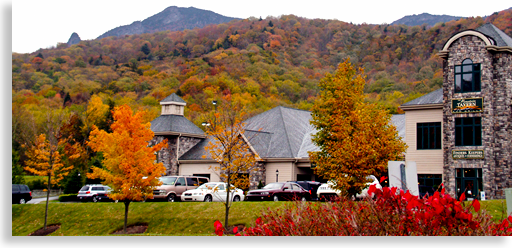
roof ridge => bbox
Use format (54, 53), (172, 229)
(278, 106), (294, 157)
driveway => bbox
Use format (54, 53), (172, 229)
(27, 196), (60, 204)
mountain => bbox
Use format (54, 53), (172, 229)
(97, 6), (239, 39)
(67, 32), (81, 46)
(391, 13), (465, 27)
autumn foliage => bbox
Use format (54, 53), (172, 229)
(214, 185), (512, 236)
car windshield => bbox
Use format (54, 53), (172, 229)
(79, 186), (89, 191)
(159, 177), (177, 185)
(196, 183), (219, 190)
(263, 183), (284, 189)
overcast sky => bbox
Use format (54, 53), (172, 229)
(10, 0), (512, 53)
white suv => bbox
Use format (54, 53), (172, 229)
(77, 184), (111, 202)
(317, 175), (382, 201)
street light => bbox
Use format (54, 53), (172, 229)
(276, 169), (279, 182)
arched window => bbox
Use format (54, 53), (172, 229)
(454, 59), (481, 93)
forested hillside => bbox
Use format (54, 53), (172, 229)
(11, 9), (512, 185)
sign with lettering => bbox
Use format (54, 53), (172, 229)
(452, 150), (484, 159)
(452, 98), (483, 113)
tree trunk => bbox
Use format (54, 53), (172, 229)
(224, 174), (230, 229)
(43, 173), (52, 230)
(124, 201), (130, 233)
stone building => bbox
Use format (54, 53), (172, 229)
(401, 23), (512, 200)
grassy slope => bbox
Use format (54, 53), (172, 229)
(12, 200), (509, 236)
(12, 201), (289, 236)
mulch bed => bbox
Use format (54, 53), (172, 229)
(28, 224), (61, 236)
(111, 223), (148, 235)
(225, 224), (245, 235)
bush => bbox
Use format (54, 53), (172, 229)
(58, 194), (78, 202)
(214, 185), (512, 236)
(26, 179), (46, 190)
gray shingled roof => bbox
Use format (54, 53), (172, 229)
(150, 115), (204, 135)
(476, 23), (512, 47)
(161, 93), (186, 103)
(401, 88), (443, 106)
(180, 106), (406, 160)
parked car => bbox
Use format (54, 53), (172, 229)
(180, 182), (245, 202)
(12, 184), (32, 204)
(289, 181), (322, 201)
(77, 184), (111, 202)
(152, 175), (209, 202)
(246, 182), (311, 201)
(317, 175), (382, 201)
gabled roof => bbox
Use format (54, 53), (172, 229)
(476, 23), (512, 47)
(243, 106), (319, 158)
(161, 93), (186, 104)
(150, 115), (204, 136)
(401, 88), (443, 109)
(180, 106), (407, 161)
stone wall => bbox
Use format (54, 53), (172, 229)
(150, 135), (203, 176)
(442, 35), (512, 199)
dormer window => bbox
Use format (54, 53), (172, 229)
(455, 59), (481, 93)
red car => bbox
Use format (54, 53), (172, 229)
(246, 182), (311, 201)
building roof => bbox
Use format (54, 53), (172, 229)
(161, 93), (186, 103)
(150, 115), (204, 136)
(476, 23), (512, 47)
(401, 88), (443, 107)
(180, 106), (406, 161)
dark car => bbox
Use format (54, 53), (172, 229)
(289, 181), (322, 201)
(246, 182), (311, 201)
(12, 184), (32, 204)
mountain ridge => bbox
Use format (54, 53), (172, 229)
(96, 6), (239, 39)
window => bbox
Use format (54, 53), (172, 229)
(217, 184), (225, 191)
(455, 117), (482, 146)
(416, 122), (442, 149)
(455, 168), (483, 200)
(175, 177), (186, 186)
(455, 59), (481, 93)
(186, 177), (198, 186)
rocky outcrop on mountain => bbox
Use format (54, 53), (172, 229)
(67, 32), (81, 46)
(97, 6), (238, 39)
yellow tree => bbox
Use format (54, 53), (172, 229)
(87, 105), (167, 233)
(24, 134), (78, 230)
(203, 96), (259, 230)
(309, 59), (407, 197)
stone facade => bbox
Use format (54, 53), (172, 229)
(150, 135), (203, 176)
(442, 35), (512, 199)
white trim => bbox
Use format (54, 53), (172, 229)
(160, 101), (187, 106)
(153, 131), (206, 138)
(441, 30), (493, 51)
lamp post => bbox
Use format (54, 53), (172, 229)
(276, 169), (279, 182)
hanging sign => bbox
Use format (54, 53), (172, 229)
(451, 98), (483, 113)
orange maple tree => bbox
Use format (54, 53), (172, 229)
(309, 59), (407, 196)
(87, 105), (167, 233)
(24, 133), (80, 230)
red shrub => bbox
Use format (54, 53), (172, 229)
(214, 186), (512, 236)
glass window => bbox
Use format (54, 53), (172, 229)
(454, 59), (481, 93)
(455, 168), (483, 200)
(416, 122), (442, 149)
(455, 117), (482, 146)
(175, 177), (185, 186)
(284, 183), (293, 191)
(217, 184), (225, 191)
(186, 177), (198, 186)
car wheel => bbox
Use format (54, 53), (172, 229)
(19, 198), (26, 204)
(167, 194), (175, 202)
(301, 196), (307, 202)
(204, 195), (212, 202)
(92, 196), (99, 203)
(233, 195), (240, 202)
(273, 195), (279, 202)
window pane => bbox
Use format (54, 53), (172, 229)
(435, 126), (442, 149)
(455, 66), (461, 73)
(463, 126), (474, 146)
(455, 126), (462, 146)
(463, 65), (472, 72)
(417, 126), (422, 149)
(423, 127), (429, 149)
(464, 169), (476, 178)
(475, 125), (482, 146)
(462, 59), (473, 64)
(455, 75), (461, 92)
(462, 74), (473, 91)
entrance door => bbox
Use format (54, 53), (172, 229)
(462, 179), (477, 200)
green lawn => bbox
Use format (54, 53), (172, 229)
(12, 201), (289, 236)
(12, 199), (509, 236)
(23, 175), (46, 183)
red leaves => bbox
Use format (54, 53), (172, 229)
(379, 176), (388, 183)
(459, 192), (466, 201)
(472, 199), (480, 212)
(222, 186), (512, 236)
(214, 220), (224, 236)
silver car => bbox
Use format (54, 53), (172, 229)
(77, 184), (111, 202)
